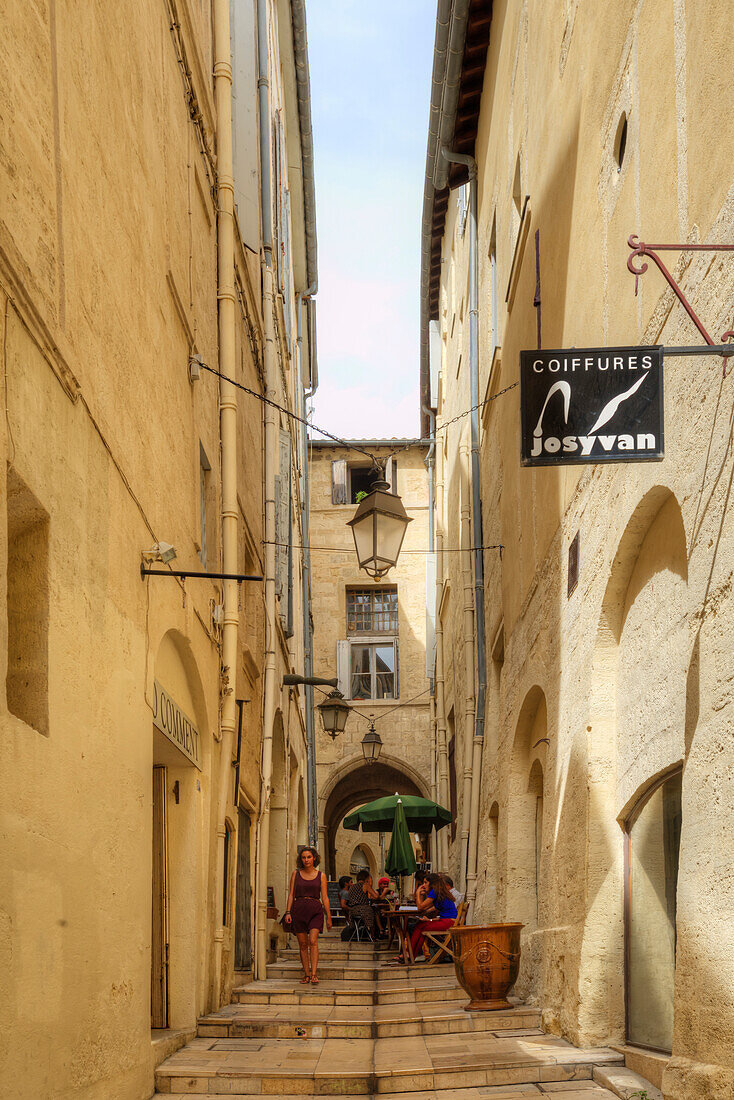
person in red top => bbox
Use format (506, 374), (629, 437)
(284, 847), (332, 983)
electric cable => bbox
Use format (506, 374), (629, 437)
(198, 360), (519, 466)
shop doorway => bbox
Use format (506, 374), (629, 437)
(625, 769), (682, 1052)
(151, 765), (169, 1028)
(234, 808), (252, 970)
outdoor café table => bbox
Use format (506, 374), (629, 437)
(385, 906), (418, 963)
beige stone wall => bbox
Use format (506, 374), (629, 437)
(0, 0), (311, 1095)
(309, 444), (434, 874)
(430, 1), (734, 1096)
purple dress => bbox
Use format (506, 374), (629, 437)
(291, 870), (324, 933)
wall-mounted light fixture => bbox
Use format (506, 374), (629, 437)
(142, 541), (178, 565)
(283, 673), (351, 739)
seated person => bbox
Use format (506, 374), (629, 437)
(441, 873), (463, 906)
(338, 875), (353, 918)
(410, 873), (458, 961)
(412, 870), (430, 907)
(346, 869), (381, 936)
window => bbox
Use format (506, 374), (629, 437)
(447, 713), (457, 842)
(489, 215), (498, 354)
(349, 465), (383, 503)
(614, 111), (628, 171)
(347, 587), (398, 634)
(6, 467), (49, 735)
(350, 641), (396, 700)
(199, 443), (211, 568)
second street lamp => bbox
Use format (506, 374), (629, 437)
(347, 466), (412, 579)
(361, 722), (383, 764)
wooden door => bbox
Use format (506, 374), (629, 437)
(151, 765), (169, 1028)
(234, 808), (252, 970)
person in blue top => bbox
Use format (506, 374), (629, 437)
(410, 872), (458, 960)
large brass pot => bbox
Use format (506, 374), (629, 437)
(450, 923), (523, 1011)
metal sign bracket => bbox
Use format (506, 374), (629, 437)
(627, 236), (734, 374)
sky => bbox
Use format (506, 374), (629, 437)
(305, 0), (435, 441)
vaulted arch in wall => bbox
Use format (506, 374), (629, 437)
(269, 712), (288, 914)
(320, 752), (430, 878)
(579, 486), (689, 1046)
(506, 686), (548, 1000)
(151, 629), (210, 1029)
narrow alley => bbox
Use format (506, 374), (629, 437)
(153, 932), (634, 1098)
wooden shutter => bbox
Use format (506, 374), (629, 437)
(151, 766), (169, 1028)
(385, 456), (396, 494)
(331, 459), (347, 504)
(275, 429), (291, 612)
(234, 809), (252, 970)
(336, 639), (350, 698)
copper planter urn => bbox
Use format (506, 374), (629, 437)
(450, 923), (523, 1010)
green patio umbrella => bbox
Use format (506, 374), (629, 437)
(384, 798), (417, 877)
(342, 793), (452, 833)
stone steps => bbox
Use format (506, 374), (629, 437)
(197, 1002), (542, 1041)
(154, 1031), (624, 1095)
(155, 932), (624, 1100)
(162, 1089), (619, 1100)
(233, 974), (467, 1008)
(268, 961), (454, 981)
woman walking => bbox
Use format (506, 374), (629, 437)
(409, 872), (457, 961)
(284, 847), (331, 983)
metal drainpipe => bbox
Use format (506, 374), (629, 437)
(254, 0), (278, 981)
(212, 0), (239, 1006)
(297, 287), (318, 846)
(459, 438), (475, 892)
(422, 406), (438, 808)
(434, 431), (450, 870)
(442, 148), (486, 916)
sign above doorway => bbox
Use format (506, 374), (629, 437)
(152, 680), (201, 769)
(520, 345), (664, 466)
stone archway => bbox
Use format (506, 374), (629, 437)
(320, 754), (430, 878)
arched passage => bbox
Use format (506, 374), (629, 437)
(320, 754), (430, 878)
(151, 629), (209, 1030)
(506, 686), (548, 1001)
(579, 486), (688, 1046)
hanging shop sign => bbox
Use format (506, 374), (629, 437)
(152, 679), (201, 769)
(520, 345), (664, 466)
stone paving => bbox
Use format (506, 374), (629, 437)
(154, 934), (624, 1098)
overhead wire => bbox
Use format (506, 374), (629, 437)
(198, 360), (519, 466)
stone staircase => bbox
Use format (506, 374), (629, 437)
(153, 933), (629, 1098)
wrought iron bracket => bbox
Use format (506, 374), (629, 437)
(140, 565), (263, 582)
(627, 236), (734, 374)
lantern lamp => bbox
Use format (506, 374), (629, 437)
(361, 723), (383, 764)
(316, 689), (350, 739)
(346, 469), (412, 579)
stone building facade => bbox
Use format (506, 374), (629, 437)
(308, 442), (434, 876)
(0, 1), (317, 1096)
(421, 1), (734, 1097)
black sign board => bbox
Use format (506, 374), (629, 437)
(520, 346), (664, 466)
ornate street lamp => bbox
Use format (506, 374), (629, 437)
(347, 466), (412, 579)
(315, 689), (351, 739)
(361, 722), (383, 764)
(283, 674), (351, 740)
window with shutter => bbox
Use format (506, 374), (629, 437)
(331, 459), (347, 504)
(275, 429), (291, 622)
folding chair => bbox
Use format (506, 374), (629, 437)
(424, 900), (468, 965)
(351, 914), (374, 942)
